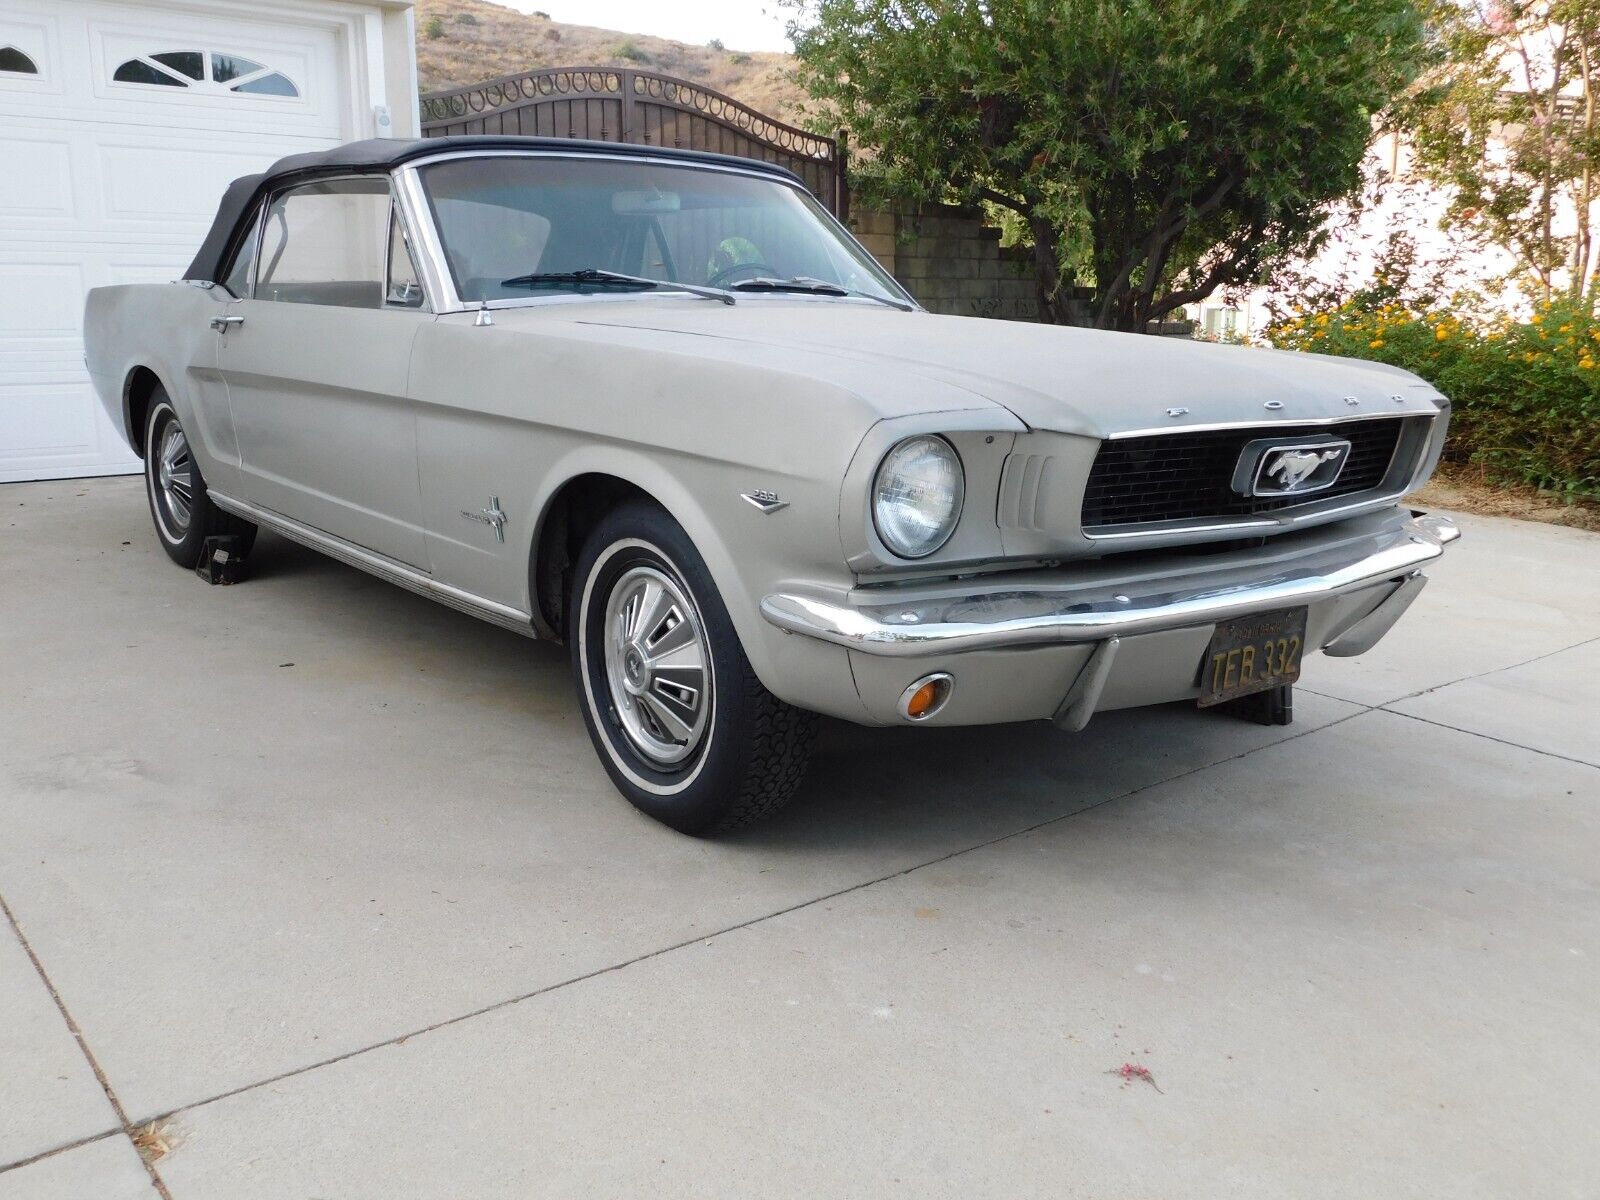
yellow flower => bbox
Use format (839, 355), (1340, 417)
(1560, 324), (1572, 333)
(1435, 327), (1450, 341)
(1369, 338), (1385, 349)
(1582, 358), (1596, 370)
(1531, 314), (1543, 324)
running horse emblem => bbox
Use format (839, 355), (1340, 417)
(1265, 447), (1345, 491)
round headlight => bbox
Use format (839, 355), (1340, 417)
(872, 435), (965, 559)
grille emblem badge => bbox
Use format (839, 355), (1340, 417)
(1239, 439), (1352, 497)
(1267, 448), (1343, 490)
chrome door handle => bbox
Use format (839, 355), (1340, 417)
(209, 315), (245, 331)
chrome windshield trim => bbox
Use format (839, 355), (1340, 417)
(393, 164), (460, 311)
(393, 149), (914, 315)
(761, 514), (1460, 658)
(447, 291), (913, 315)
(398, 145), (806, 185)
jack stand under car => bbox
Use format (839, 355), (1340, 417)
(195, 535), (248, 585)
(1216, 683), (1294, 726)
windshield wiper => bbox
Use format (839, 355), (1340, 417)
(728, 276), (914, 311)
(498, 268), (734, 305)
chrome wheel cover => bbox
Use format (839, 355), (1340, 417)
(154, 417), (194, 537)
(602, 564), (711, 766)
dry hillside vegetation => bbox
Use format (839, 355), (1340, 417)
(415, 0), (811, 128)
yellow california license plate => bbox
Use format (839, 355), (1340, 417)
(1197, 607), (1308, 707)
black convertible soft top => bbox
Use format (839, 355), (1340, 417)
(183, 135), (807, 284)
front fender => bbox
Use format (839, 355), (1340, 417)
(523, 444), (872, 721)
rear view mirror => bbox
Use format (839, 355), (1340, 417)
(611, 190), (681, 215)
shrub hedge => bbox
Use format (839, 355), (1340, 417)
(1267, 297), (1600, 500)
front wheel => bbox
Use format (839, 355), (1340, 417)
(143, 388), (256, 567)
(570, 501), (817, 835)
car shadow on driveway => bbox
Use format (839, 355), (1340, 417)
(233, 530), (1353, 855)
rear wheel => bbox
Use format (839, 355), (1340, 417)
(143, 388), (255, 568)
(570, 501), (817, 835)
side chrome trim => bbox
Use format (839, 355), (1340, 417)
(761, 514), (1459, 658)
(209, 491), (538, 638)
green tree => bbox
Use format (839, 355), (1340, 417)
(424, 15), (446, 40)
(1408, 0), (1600, 303)
(787, 0), (1427, 329)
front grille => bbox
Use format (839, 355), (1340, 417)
(1081, 417), (1409, 530)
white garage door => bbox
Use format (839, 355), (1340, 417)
(0, 0), (352, 482)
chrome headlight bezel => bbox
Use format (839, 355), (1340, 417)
(871, 435), (966, 559)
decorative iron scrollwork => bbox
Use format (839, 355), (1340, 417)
(420, 66), (845, 214)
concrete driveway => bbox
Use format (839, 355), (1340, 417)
(2, 476), (1596, 1199)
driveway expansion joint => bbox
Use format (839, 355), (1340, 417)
(1301, 630), (1600, 708)
(0, 1129), (121, 1178)
(129, 707), (1369, 1132)
(1380, 707), (1599, 770)
(0, 892), (173, 1197)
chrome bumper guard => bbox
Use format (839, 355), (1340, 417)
(761, 514), (1460, 659)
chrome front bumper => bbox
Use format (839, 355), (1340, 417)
(762, 513), (1459, 659)
(761, 511), (1458, 728)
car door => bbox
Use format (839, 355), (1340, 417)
(217, 176), (430, 567)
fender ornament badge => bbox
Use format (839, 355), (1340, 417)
(741, 489), (788, 514)
(461, 496), (508, 542)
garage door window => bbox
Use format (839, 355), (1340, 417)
(112, 49), (299, 97)
(257, 179), (391, 308)
(0, 46), (38, 74)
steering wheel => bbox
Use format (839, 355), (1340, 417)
(706, 260), (780, 287)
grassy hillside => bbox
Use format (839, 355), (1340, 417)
(415, 0), (811, 128)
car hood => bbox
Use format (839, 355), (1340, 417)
(567, 301), (1446, 436)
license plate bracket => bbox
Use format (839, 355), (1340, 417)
(1198, 606), (1308, 707)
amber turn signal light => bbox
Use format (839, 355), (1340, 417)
(898, 672), (954, 721)
(906, 681), (939, 717)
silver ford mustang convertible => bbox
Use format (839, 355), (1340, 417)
(83, 136), (1458, 834)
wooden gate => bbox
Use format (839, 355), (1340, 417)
(419, 67), (848, 218)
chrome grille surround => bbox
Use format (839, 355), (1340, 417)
(1081, 415), (1427, 535)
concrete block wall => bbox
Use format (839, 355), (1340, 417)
(848, 203), (1041, 322)
(846, 202), (1196, 335)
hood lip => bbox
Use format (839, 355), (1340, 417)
(533, 305), (1448, 438)
(1106, 405), (1444, 440)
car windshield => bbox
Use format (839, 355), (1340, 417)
(417, 154), (908, 306)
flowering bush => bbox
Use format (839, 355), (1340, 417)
(1267, 297), (1600, 500)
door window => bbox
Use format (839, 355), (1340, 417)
(221, 209), (260, 298)
(257, 179), (391, 308)
(386, 209), (427, 308)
